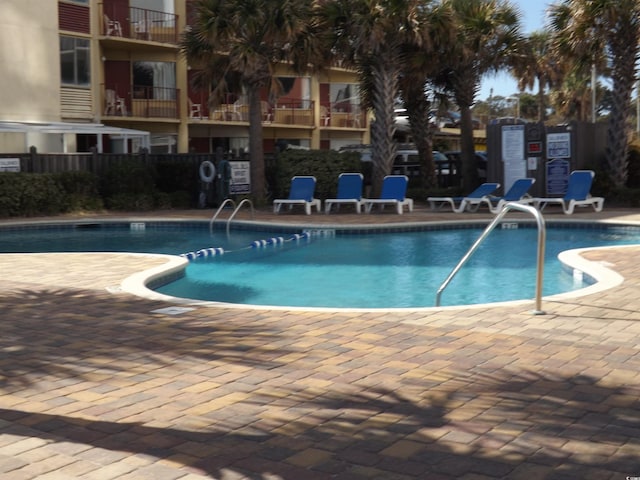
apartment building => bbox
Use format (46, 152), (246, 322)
(0, 0), (369, 155)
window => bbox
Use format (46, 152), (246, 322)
(132, 0), (174, 14)
(330, 83), (361, 111)
(133, 61), (176, 99)
(60, 36), (90, 86)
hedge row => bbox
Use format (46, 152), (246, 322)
(0, 159), (199, 217)
(0, 172), (104, 217)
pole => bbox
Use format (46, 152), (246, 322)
(591, 63), (596, 123)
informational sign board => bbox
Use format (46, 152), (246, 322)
(501, 125), (525, 192)
(545, 158), (570, 195)
(547, 132), (571, 159)
(229, 161), (251, 195)
(501, 125), (525, 162)
(0, 158), (20, 172)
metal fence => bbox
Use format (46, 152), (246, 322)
(0, 150), (215, 174)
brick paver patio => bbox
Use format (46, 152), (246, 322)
(1, 206), (640, 479)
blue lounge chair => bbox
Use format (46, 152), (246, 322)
(481, 178), (536, 213)
(362, 175), (413, 214)
(427, 182), (500, 213)
(273, 176), (321, 215)
(325, 173), (365, 214)
(533, 170), (604, 214)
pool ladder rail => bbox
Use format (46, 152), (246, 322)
(435, 202), (547, 315)
(209, 198), (254, 235)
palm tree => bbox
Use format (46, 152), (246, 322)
(549, 0), (640, 188)
(398, 4), (455, 190)
(434, 0), (522, 192)
(315, 0), (434, 196)
(180, 0), (318, 203)
(512, 31), (560, 123)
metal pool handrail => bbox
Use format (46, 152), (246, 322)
(209, 198), (236, 234)
(435, 202), (547, 314)
(226, 199), (254, 235)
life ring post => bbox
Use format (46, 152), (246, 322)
(199, 160), (216, 183)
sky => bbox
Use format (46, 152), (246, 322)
(477, 1), (552, 101)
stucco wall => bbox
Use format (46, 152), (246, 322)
(0, 0), (61, 122)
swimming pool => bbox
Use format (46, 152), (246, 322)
(1, 221), (639, 308)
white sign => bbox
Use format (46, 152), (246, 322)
(547, 132), (571, 158)
(229, 161), (250, 194)
(501, 125), (525, 162)
(504, 159), (526, 193)
(0, 158), (20, 172)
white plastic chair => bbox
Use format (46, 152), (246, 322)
(104, 89), (126, 116)
(189, 99), (202, 119)
(104, 14), (123, 37)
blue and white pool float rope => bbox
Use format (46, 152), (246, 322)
(180, 230), (322, 262)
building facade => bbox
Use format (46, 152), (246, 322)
(0, 0), (370, 155)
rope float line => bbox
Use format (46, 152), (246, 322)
(179, 229), (336, 262)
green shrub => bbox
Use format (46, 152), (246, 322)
(105, 193), (156, 211)
(271, 150), (362, 199)
(0, 173), (23, 216)
(0, 173), (66, 217)
(169, 190), (194, 208)
(52, 171), (103, 212)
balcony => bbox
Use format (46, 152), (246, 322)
(204, 99), (315, 128)
(100, 3), (178, 44)
(103, 85), (180, 120)
(320, 102), (366, 129)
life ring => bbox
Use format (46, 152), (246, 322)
(199, 160), (216, 183)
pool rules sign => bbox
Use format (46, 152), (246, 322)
(0, 158), (20, 172)
(229, 161), (250, 195)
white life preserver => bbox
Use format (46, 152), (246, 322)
(199, 160), (216, 183)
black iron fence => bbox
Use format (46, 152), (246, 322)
(0, 150), (214, 175)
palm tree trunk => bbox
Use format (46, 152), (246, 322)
(537, 77), (545, 122)
(248, 89), (266, 202)
(459, 104), (478, 192)
(370, 62), (400, 197)
(404, 85), (437, 189)
(606, 68), (635, 187)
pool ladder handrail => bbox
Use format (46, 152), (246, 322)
(225, 199), (254, 235)
(435, 202), (546, 314)
(209, 198), (236, 234)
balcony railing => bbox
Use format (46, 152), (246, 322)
(201, 97), (316, 126)
(271, 100), (314, 126)
(100, 3), (178, 44)
(320, 102), (366, 129)
(103, 85), (180, 119)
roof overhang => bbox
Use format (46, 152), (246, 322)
(0, 121), (150, 153)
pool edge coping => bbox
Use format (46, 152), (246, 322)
(1, 216), (636, 312)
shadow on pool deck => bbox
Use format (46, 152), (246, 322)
(1, 206), (640, 478)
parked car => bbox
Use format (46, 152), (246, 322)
(338, 144), (372, 162)
(443, 150), (488, 183)
(394, 108), (481, 130)
(489, 117), (527, 125)
(392, 147), (456, 186)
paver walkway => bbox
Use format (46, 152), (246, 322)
(1, 207), (640, 479)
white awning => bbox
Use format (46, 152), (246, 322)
(0, 121), (151, 153)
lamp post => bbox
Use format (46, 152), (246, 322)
(507, 96), (520, 123)
(489, 87), (493, 122)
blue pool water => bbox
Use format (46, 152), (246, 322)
(1, 222), (639, 308)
